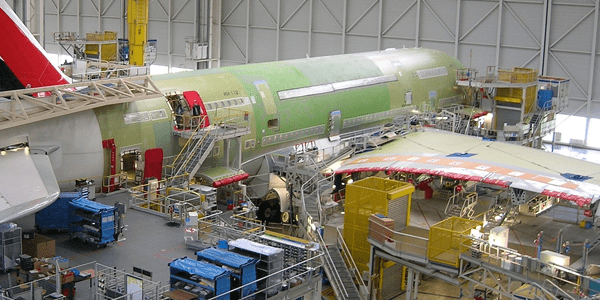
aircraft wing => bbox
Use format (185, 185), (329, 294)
(0, 147), (59, 223)
(336, 129), (600, 206)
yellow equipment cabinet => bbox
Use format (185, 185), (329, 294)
(427, 216), (482, 268)
(344, 177), (414, 274)
(495, 67), (538, 115)
(84, 31), (117, 61)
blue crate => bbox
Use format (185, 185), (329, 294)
(36, 192), (82, 231)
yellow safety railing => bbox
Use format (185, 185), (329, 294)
(101, 172), (128, 193)
(130, 174), (189, 214)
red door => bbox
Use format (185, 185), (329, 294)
(182, 91), (210, 128)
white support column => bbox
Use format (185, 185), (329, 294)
(415, 0), (421, 47)
(98, 0), (102, 31)
(211, 0), (221, 68)
(412, 271), (420, 300)
(225, 139), (230, 168)
(245, 0), (250, 64)
(542, 0), (552, 74)
(168, 0), (173, 71)
(38, 0), (44, 47)
(276, 0), (280, 61)
(405, 268), (414, 300)
(308, 0), (313, 57)
(120, 0), (125, 41)
(377, 0), (382, 50)
(77, 0), (80, 39)
(57, 0), (61, 64)
(454, 0), (461, 57)
(586, 0), (599, 115)
(342, 0), (347, 54)
(495, 0), (504, 71)
(585, 117), (590, 146)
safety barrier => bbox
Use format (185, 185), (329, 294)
(368, 219), (429, 262)
(460, 236), (600, 298)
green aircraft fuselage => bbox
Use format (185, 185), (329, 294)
(93, 48), (464, 176)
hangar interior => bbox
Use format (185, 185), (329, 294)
(1, 1), (600, 300)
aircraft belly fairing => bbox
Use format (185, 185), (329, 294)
(336, 129), (600, 206)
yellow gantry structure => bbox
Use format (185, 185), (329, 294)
(128, 0), (148, 66)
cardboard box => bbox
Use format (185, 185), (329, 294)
(22, 234), (55, 258)
(61, 271), (74, 284)
(40, 264), (51, 274)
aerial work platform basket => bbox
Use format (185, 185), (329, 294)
(427, 216), (482, 268)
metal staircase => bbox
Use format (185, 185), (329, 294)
(166, 108), (251, 186)
(445, 192), (478, 219)
(312, 228), (365, 300)
(325, 246), (362, 300)
(167, 125), (215, 185)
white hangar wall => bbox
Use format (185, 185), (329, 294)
(5, 0), (600, 144)
(221, 0), (600, 121)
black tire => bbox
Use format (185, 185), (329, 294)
(270, 204), (281, 223)
(257, 202), (272, 222)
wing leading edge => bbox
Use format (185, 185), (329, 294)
(336, 129), (600, 206)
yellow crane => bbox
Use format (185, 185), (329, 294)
(127, 0), (148, 66)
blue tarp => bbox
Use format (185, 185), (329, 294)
(36, 193), (84, 230)
(170, 258), (231, 281)
(70, 198), (116, 213)
(196, 248), (257, 269)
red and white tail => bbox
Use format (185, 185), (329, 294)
(0, 0), (70, 91)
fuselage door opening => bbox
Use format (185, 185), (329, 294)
(165, 91), (210, 130)
(328, 110), (342, 141)
(183, 91), (210, 129)
(121, 149), (142, 184)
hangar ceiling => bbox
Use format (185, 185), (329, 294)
(5, 0), (600, 119)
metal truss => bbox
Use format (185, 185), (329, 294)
(0, 75), (162, 131)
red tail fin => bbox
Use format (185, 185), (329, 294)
(0, 1), (70, 90)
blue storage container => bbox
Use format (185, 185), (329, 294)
(36, 192), (82, 231)
(197, 248), (258, 299)
(69, 198), (117, 246)
(169, 258), (232, 300)
(538, 89), (553, 109)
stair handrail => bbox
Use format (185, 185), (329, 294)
(312, 227), (350, 299)
(296, 158), (348, 299)
(179, 130), (214, 174)
(336, 227), (367, 299)
(539, 279), (577, 300)
(300, 167), (323, 225)
(166, 115), (210, 174)
(445, 189), (460, 215)
(460, 192), (478, 219)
